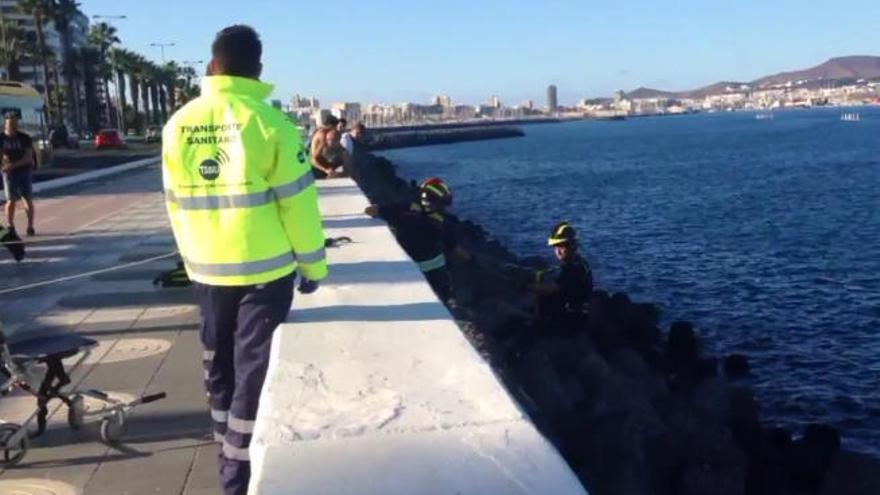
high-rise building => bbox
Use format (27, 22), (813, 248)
(331, 102), (362, 123)
(431, 94), (452, 107)
(546, 84), (558, 112)
(291, 94), (319, 109)
(487, 95), (501, 108)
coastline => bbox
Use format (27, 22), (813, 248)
(348, 149), (880, 495)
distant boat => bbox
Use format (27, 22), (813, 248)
(595, 115), (627, 121)
(840, 112), (861, 122)
(755, 113), (775, 120)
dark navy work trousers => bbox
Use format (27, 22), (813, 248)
(192, 273), (294, 495)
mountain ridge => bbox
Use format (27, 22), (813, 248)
(624, 56), (880, 99)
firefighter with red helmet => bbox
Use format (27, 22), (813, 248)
(365, 177), (458, 303)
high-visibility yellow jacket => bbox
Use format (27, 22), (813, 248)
(162, 75), (327, 286)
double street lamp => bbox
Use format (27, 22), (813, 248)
(150, 42), (176, 64)
(181, 59), (204, 84)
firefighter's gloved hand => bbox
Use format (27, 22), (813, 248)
(298, 278), (320, 294)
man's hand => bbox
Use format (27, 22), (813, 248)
(298, 278), (320, 294)
(364, 205), (379, 217)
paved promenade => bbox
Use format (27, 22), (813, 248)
(0, 163), (220, 494)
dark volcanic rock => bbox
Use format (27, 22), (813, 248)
(790, 424), (842, 493)
(667, 321), (700, 370)
(723, 353), (751, 378)
(348, 150), (880, 495)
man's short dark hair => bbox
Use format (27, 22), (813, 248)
(338, 118), (347, 126)
(212, 25), (262, 77)
(323, 115), (339, 127)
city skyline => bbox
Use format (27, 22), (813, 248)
(78, 0), (880, 105)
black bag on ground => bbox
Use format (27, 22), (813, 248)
(153, 260), (191, 287)
(0, 226), (25, 262)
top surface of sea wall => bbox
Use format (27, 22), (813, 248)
(249, 178), (587, 495)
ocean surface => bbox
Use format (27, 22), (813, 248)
(380, 108), (880, 456)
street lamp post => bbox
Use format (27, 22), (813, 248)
(181, 60), (204, 70)
(93, 15), (127, 131)
(150, 42), (175, 63)
(177, 60), (204, 106)
(180, 59), (204, 93)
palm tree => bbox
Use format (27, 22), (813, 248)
(46, 49), (63, 121)
(75, 46), (101, 131)
(140, 64), (152, 126)
(52, 0), (83, 129)
(147, 63), (161, 125)
(127, 53), (147, 133)
(111, 48), (138, 132)
(88, 22), (120, 127)
(172, 65), (199, 106)
(18, 0), (56, 123)
(160, 61), (181, 118)
(180, 65), (198, 90)
(137, 61), (163, 125)
(0, 20), (36, 81)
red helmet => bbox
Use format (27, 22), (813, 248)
(419, 177), (452, 207)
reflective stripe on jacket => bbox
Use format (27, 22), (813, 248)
(162, 75), (327, 286)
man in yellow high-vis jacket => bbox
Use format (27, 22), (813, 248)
(162, 25), (327, 495)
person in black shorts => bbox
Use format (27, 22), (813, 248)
(1, 112), (36, 236)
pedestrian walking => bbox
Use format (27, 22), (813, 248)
(1, 112), (37, 236)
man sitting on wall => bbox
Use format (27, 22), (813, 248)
(309, 115), (343, 178)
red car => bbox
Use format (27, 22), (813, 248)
(95, 129), (126, 149)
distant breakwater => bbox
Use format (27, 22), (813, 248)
(347, 149), (880, 495)
(369, 117), (562, 133)
(367, 125), (525, 151)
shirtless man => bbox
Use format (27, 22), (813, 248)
(309, 115), (341, 178)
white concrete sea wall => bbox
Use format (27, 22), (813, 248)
(249, 179), (587, 495)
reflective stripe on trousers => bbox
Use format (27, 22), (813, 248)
(193, 273), (294, 495)
(417, 253), (446, 273)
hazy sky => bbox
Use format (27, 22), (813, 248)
(82, 0), (880, 105)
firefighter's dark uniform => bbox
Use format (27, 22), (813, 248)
(377, 202), (455, 302)
(537, 253), (593, 334)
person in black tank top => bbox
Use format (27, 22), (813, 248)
(1, 112), (37, 236)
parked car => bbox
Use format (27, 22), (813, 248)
(48, 125), (80, 149)
(95, 129), (126, 149)
(144, 126), (162, 143)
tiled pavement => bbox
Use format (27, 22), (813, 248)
(0, 163), (221, 494)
